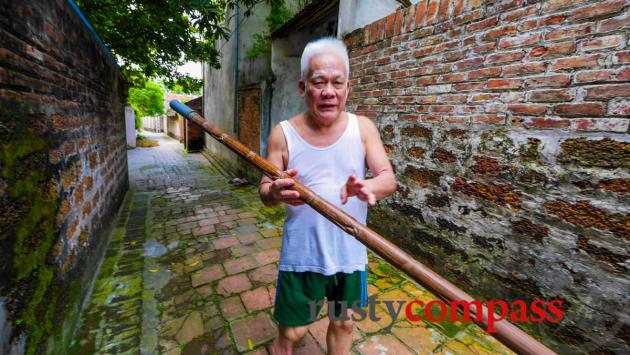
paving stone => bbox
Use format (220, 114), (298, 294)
(191, 264), (226, 287)
(219, 296), (246, 320)
(213, 328), (233, 350)
(253, 249), (280, 265)
(267, 286), (276, 305)
(181, 333), (219, 354)
(237, 217), (257, 226)
(199, 217), (220, 226)
(260, 228), (280, 238)
(241, 286), (272, 312)
(354, 306), (395, 334)
(216, 275), (252, 300)
(379, 288), (412, 302)
(204, 316), (225, 331)
(238, 212), (257, 218)
(175, 311), (204, 344)
(293, 332), (324, 355)
(197, 285), (214, 297)
(355, 334), (413, 355)
(223, 256), (258, 275)
(230, 312), (277, 352)
(213, 236), (240, 250)
(219, 214), (239, 222)
(308, 317), (330, 349)
(159, 339), (179, 352)
(435, 339), (484, 355)
(231, 244), (258, 258)
(248, 264), (278, 284)
(192, 225), (216, 236)
(391, 321), (445, 353)
(256, 237), (282, 250)
(237, 232), (261, 244)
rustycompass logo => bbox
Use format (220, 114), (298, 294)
(310, 296), (564, 333)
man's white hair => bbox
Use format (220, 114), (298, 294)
(300, 37), (350, 79)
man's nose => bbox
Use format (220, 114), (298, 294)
(321, 82), (335, 97)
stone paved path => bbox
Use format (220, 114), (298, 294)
(71, 132), (513, 354)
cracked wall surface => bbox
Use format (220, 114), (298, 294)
(0, 0), (128, 353)
(345, 0), (629, 353)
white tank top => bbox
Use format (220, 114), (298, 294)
(278, 113), (368, 275)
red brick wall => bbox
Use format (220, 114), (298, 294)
(0, 0), (128, 352)
(238, 86), (261, 154)
(345, 0), (628, 352)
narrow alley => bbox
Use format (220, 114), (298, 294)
(71, 132), (511, 355)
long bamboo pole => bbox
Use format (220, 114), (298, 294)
(169, 100), (556, 355)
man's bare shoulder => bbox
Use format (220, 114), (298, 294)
(354, 113), (380, 141)
(267, 123), (287, 149)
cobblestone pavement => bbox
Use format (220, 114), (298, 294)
(71, 132), (513, 354)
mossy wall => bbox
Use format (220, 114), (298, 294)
(345, 0), (630, 353)
(0, 1), (128, 353)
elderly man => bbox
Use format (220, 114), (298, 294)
(259, 37), (397, 355)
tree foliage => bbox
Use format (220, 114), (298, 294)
(75, 0), (258, 91)
(128, 81), (165, 119)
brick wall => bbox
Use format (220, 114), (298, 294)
(0, 0), (128, 353)
(238, 86), (262, 154)
(345, 0), (629, 353)
(237, 86), (262, 181)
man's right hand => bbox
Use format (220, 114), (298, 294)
(268, 168), (304, 206)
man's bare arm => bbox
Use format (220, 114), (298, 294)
(341, 116), (397, 205)
(259, 124), (304, 207)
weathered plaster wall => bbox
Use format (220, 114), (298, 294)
(203, 2), (272, 178)
(344, 0), (629, 353)
(270, 8), (339, 127)
(338, 0), (402, 36)
(0, 0), (128, 353)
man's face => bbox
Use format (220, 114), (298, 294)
(299, 52), (349, 125)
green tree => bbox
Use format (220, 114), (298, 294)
(75, 0), (259, 91)
(128, 81), (165, 122)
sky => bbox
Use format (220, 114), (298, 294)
(177, 61), (203, 79)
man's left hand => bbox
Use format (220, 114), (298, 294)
(340, 175), (376, 206)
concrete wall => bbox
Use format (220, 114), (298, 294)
(0, 0), (128, 353)
(125, 106), (136, 148)
(269, 8), (339, 128)
(345, 0), (629, 353)
(203, 2), (273, 177)
(166, 115), (182, 141)
(338, 0), (402, 36)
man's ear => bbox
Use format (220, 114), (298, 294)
(298, 79), (306, 97)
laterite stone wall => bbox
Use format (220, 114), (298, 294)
(0, 0), (128, 353)
(345, 0), (629, 353)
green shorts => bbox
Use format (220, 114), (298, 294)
(273, 269), (368, 326)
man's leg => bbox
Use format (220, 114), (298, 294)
(325, 269), (367, 355)
(270, 325), (309, 355)
(326, 317), (354, 355)
(272, 271), (325, 354)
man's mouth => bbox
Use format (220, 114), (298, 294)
(318, 104), (337, 110)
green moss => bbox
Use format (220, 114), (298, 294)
(0, 121), (61, 354)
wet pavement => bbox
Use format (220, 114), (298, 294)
(71, 131), (512, 354)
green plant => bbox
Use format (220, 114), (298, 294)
(128, 81), (165, 118)
(246, 0), (292, 58)
(75, 0), (261, 90)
